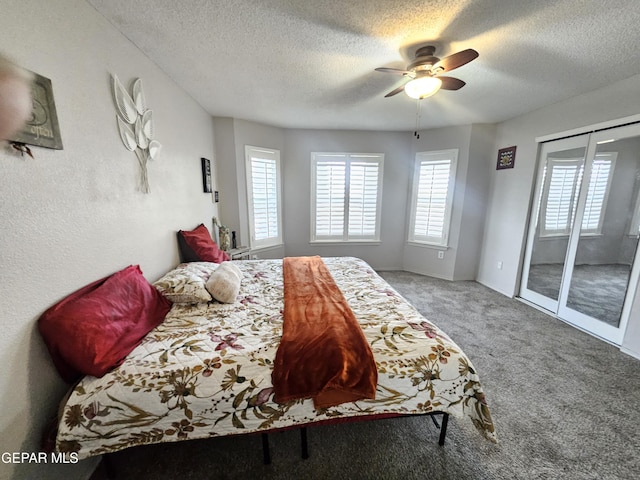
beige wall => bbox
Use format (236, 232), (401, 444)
(0, 1), (217, 478)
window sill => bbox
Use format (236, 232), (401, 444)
(309, 240), (381, 246)
(539, 233), (603, 240)
(251, 243), (284, 252)
(406, 241), (448, 250)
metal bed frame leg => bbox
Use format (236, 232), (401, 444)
(102, 454), (116, 479)
(261, 433), (271, 465)
(438, 413), (449, 446)
(300, 427), (309, 459)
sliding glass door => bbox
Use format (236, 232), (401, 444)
(521, 122), (640, 345)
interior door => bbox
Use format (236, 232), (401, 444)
(558, 123), (640, 345)
(520, 135), (589, 313)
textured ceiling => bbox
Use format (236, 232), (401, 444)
(86, 0), (640, 131)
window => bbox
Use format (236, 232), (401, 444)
(540, 153), (616, 236)
(245, 146), (282, 248)
(582, 154), (615, 233)
(311, 153), (384, 242)
(540, 158), (583, 236)
(408, 149), (458, 246)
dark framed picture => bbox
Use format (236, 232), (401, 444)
(497, 146), (516, 170)
(201, 157), (212, 193)
(9, 71), (63, 149)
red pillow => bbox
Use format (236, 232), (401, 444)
(38, 265), (171, 383)
(179, 223), (230, 262)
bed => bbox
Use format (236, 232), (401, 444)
(51, 256), (496, 460)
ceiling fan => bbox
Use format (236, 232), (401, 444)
(375, 45), (479, 99)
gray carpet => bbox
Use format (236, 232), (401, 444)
(92, 271), (640, 480)
(527, 263), (630, 326)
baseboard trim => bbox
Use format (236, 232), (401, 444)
(620, 346), (640, 361)
(516, 297), (627, 351)
(476, 279), (513, 298)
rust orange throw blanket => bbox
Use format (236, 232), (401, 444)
(272, 256), (377, 409)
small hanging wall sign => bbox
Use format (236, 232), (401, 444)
(496, 146), (516, 170)
(8, 71), (63, 150)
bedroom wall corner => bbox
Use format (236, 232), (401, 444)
(213, 116), (240, 237)
(0, 1), (217, 479)
(282, 128), (411, 270)
(402, 125), (474, 279)
(232, 118), (286, 255)
(453, 123), (496, 281)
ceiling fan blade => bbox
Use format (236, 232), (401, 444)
(438, 76), (466, 90)
(433, 49), (478, 72)
(375, 67), (412, 76)
(384, 84), (407, 97)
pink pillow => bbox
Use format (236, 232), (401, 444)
(38, 265), (171, 383)
(179, 223), (230, 262)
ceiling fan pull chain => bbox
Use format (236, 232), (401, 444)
(414, 99), (422, 139)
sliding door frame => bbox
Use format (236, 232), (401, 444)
(521, 115), (640, 346)
(519, 134), (590, 313)
(557, 123), (640, 345)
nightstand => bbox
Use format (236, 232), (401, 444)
(228, 246), (251, 260)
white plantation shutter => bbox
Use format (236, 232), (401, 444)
(245, 146), (282, 248)
(348, 160), (380, 238)
(314, 157), (346, 238)
(251, 158), (278, 240)
(312, 153), (383, 242)
(409, 150), (457, 246)
(542, 160), (582, 235)
(581, 155), (615, 233)
(541, 153), (615, 236)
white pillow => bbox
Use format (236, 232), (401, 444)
(153, 264), (214, 304)
(220, 261), (242, 280)
(205, 262), (242, 303)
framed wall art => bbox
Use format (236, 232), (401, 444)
(9, 70), (63, 150)
(201, 157), (212, 193)
(496, 145), (516, 170)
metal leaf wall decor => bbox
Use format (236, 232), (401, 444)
(112, 74), (161, 193)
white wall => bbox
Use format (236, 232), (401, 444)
(476, 74), (640, 354)
(216, 122), (493, 275)
(0, 1), (217, 479)
(212, 117), (239, 242)
(402, 125), (472, 279)
(454, 124), (496, 280)
(401, 124), (494, 281)
(282, 129), (412, 270)
(213, 117), (286, 258)
(232, 119), (286, 258)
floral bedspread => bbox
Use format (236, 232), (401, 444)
(56, 257), (496, 459)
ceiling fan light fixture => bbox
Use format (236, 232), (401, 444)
(404, 76), (442, 99)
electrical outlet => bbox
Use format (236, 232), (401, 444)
(437, 251), (444, 259)
(497, 261), (503, 270)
